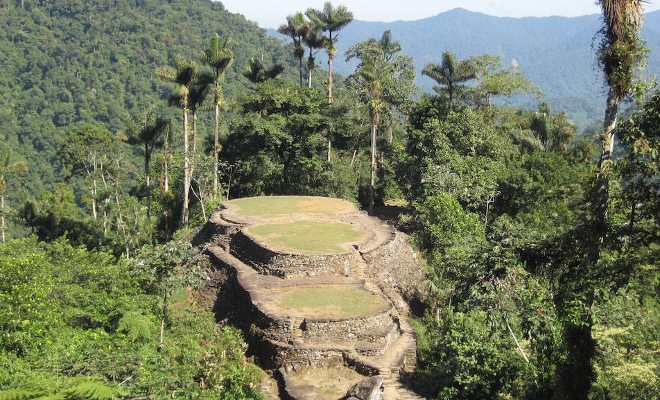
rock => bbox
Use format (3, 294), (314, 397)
(344, 376), (384, 400)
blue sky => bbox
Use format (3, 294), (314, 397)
(219, 0), (660, 28)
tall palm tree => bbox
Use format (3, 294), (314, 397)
(186, 71), (213, 154)
(422, 51), (477, 111)
(0, 149), (27, 243)
(242, 58), (284, 84)
(306, 2), (353, 103)
(122, 109), (169, 219)
(303, 23), (325, 89)
(202, 35), (234, 197)
(594, 0), (646, 246)
(346, 31), (415, 213)
(360, 62), (389, 213)
(346, 38), (391, 213)
(156, 57), (196, 226)
(278, 12), (307, 87)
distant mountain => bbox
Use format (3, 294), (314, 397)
(270, 8), (660, 129)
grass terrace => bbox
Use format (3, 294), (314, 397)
(246, 220), (365, 254)
(272, 286), (388, 319)
(225, 196), (355, 218)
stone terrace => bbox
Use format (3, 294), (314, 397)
(192, 196), (427, 400)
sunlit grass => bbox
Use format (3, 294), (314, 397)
(246, 220), (365, 254)
(275, 286), (386, 318)
(226, 196), (354, 218)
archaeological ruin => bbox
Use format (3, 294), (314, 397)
(191, 196), (427, 399)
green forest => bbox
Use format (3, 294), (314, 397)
(0, 0), (658, 399)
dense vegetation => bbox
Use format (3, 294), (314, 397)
(0, 238), (265, 399)
(1, 1), (658, 399)
(0, 0), (294, 221)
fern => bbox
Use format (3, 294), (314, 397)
(117, 311), (156, 343)
(0, 389), (46, 400)
(35, 395), (65, 400)
(61, 380), (119, 400)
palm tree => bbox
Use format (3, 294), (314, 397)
(0, 149), (27, 243)
(306, 2), (353, 103)
(422, 51), (477, 111)
(242, 58), (284, 84)
(303, 23), (325, 89)
(156, 57), (196, 226)
(122, 109), (169, 219)
(202, 35), (234, 197)
(359, 61), (389, 213)
(346, 34), (396, 213)
(594, 0), (646, 246)
(346, 31), (415, 213)
(187, 71), (213, 155)
(378, 30), (402, 61)
(278, 12), (307, 87)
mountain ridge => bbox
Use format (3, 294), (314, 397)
(269, 8), (660, 129)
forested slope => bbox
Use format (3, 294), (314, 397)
(0, 0), (293, 199)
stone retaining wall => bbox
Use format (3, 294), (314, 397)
(251, 306), (396, 345)
(361, 233), (427, 306)
(302, 310), (395, 342)
(191, 216), (241, 249)
(231, 230), (364, 278)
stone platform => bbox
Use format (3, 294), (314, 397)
(191, 196), (426, 400)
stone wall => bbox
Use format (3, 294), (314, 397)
(191, 216), (241, 249)
(302, 310), (395, 342)
(250, 305), (396, 347)
(231, 230), (364, 279)
(361, 233), (427, 309)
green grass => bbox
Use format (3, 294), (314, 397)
(226, 196), (354, 218)
(246, 221), (365, 254)
(276, 287), (386, 318)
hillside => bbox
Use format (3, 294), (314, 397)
(0, 0), (294, 198)
(270, 8), (660, 129)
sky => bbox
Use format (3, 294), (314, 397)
(218, 0), (660, 29)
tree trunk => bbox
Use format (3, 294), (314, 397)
(190, 111), (198, 182)
(192, 111), (198, 153)
(506, 317), (530, 364)
(448, 82), (454, 112)
(299, 56), (304, 87)
(213, 98), (220, 197)
(593, 89), (620, 255)
(328, 53), (334, 104)
(182, 108), (190, 226)
(92, 178), (98, 220)
(558, 319), (596, 400)
(308, 50), (314, 89)
(163, 139), (170, 194)
(369, 108), (379, 214)
(1, 191), (5, 243)
(191, 183), (207, 222)
(145, 144), (152, 219)
(159, 291), (167, 350)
